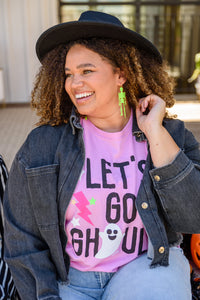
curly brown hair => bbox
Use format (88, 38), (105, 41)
(31, 38), (175, 126)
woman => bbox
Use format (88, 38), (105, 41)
(3, 10), (200, 300)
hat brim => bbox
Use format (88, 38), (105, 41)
(36, 21), (162, 63)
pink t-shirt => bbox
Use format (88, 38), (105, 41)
(65, 112), (148, 272)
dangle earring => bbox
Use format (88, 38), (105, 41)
(118, 86), (127, 118)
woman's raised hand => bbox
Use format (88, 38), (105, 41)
(136, 94), (179, 168)
(136, 94), (166, 137)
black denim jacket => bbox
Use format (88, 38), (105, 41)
(3, 113), (200, 299)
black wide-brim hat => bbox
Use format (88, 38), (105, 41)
(36, 10), (162, 64)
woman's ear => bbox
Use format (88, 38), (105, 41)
(117, 69), (127, 86)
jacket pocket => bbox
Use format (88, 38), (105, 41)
(25, 164), (59, 230)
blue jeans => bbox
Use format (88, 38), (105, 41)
(59, 247), (191, 300)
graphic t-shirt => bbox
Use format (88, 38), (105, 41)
(65, 112), (148, 272)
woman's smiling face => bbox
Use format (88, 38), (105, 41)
(65, 44), (126, 122)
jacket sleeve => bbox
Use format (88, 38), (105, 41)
(3, 155), (62, 300)
(149, 126), (200, 234)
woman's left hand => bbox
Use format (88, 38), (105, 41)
(136, 94), (180, 168)
(136, 94), (166, 136)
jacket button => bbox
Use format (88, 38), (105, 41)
(159, 246), (165, 254)
(141, 202), (148, 209)
(154, 175), (161, 182)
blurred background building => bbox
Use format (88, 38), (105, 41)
(0, 0), (200, 104)
(60, 0), (200, 95)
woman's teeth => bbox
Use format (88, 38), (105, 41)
(76, 92), (94, 99)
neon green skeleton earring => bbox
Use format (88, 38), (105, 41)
(118, 86), (127, 118)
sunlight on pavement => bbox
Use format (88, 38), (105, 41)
(168, 102), (200, 122)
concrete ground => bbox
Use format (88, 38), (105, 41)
(0, 95), (199, 170)
(168, 101), (200, 143)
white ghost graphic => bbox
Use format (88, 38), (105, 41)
(95, 224), (124, 259)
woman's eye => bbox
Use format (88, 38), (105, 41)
(65, 73), (72, 79)
(83, 70), (92, 75)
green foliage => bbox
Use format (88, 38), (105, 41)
(188, 53), (200, 83)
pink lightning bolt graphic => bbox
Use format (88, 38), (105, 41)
(74, 191), (94, 226)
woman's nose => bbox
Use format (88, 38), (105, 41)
(71, 75), (84, 88)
